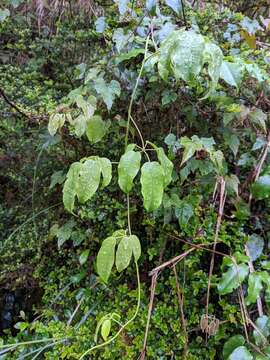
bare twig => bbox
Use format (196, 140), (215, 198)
(0, 87), (30, 119)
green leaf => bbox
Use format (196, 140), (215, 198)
(76, 159), (101, 203)
(50, 170), (66, 189)
(223, 335), (245, 359)
(86, 115), (107, 144)
(156, 147), (173, 188)
(246, 272), (263, 305)
(118, 150), (141, 193)
(79, 249), (90, 265)
(94, 78), (121, 110)
(146, 0), (157, 15)
(249, 108), (267, 133)
(63, 162), (83, 212)
(115, 236), (133, 272)
(48, 113), (66, 136)
(203, 42), (223, 93)
(0, 9), (10, 22)
(220, 61), (243, 87)
(253, 315), (270, 346)
(165, 0), (182, 15)
(228, 346), (253, 360)
(101, 319), (111, 341)
(57, 220), (76, 248)
(97, 236), (117, 283)
(129, 235), (141, 261)
(217, 261), (249, 295)
(98, 158), (112, 188)
(251, 175), (270, 200)
(115, 48), (145, 64)
(140, 161), (164, 212)
(175, 201), (193, 227)
(180, 136), (203, 165)
(246, 234), (264, 261)
(225, 174), (240, 196)
(112, 28), (133, 53)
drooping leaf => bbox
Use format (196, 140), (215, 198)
(48, 113), (66, 136)
(246, 234), (264, 261)
(156, 147), (173, 188)
(217, 261), (249, 295)
(98, 158), (112, 188)
(118, 150), (141, 193)
(246, 272), (264, 305)
(129, 235), (141, 261)
(228, 346), (253, 360)
(86, 115), (107, 144)
(101, 319), (111, 341)
(63, 162), (83, 212)
(165, 0), (182, 15)
(94, 78), (121, 110)
(220, 61), (243, 87)
(140, 162), (164, 212)
(56, 220), (76, 248)
(115, 48), (145, 64)
(76, 159), (101, 203)
(251, 175), (270, 200)
(253, 315), (270, 346)
(223, 335), (245, 359)
(79, 249), (90, 265)
(115, 236), (133, 272)
(97, 236), (117, 283)
(203, 42), (223, 91)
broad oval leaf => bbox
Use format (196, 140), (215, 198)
(140, 161), (164, 212)
(217, 262), (249, 295)
(246, 272), (263, 305)
(223, 335), (245, 359)
(86, 115), (107, 144)
(101, 319), (111, 341)
(118, 150), (141, 193)
(76, 159), (101, 203)
(115, 236), (132, 272)
(228, 346), (253, 360)
(98, 157), (112, 188)
(156, 147), (173, 188)
(63, 162), (83, 213)
(129, 235), (141, 261)
(97, 236), (117, 283)
(251, 175), (270, 200)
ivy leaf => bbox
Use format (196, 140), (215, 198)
(223, 335), (245, 359)
(249, 108), (267, 133)
(225, 174), (240, 196)
(246, 234), (264, 261)
(97, 236), (117, 283)
(140, 162), (164, 212)
(79, 249), (90, 265)
(101, 319), (111, 341)
(180, 136), (203, 165)
(156, 147), (173, 188)
(228, 346), (253, 360)
(114, 0), (129, 15)
(129, 235), (141, 261)
(50, 170), (66, 189)
(76, 159), (101, 203)
(86, 115), (107, 144)
(98, 158), (112, 188)
(165, 0), (182, 15)
(246, 272), (264, 305)
(63, 162), (83, 213)
(146, 0), (157, 15)
(112, 28), (133, 53)
(217, 261), (249, 295)
(251, 175), (270, 200)
(175, 201), (193, 227)
(116, 236), (133, 272)
(118, 150), (141, 193)
(57, 220), (76, 248)
(94, 78), (121, 110)
(253, 315), (270, 346)
(220, 61), (243, 87)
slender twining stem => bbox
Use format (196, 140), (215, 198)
(127, 194), (132, 235)
(79, 261), (141, 359)
(125, 35), (150, 150)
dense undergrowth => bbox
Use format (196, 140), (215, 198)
(1, 1), (270, 359)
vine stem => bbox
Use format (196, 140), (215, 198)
(127, 194), (132, 235)
(79, 261), (141, 360)
(125, 35), (150, 150)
